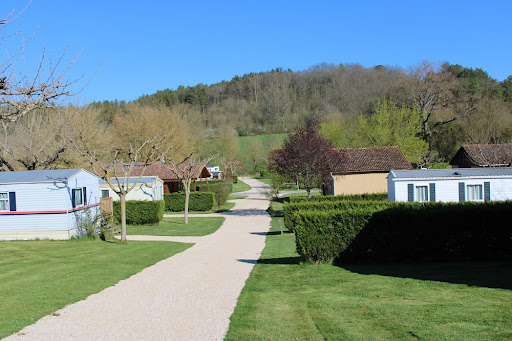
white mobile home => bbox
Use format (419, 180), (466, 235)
(388, 168), (512, 203)
(99, 176), (164, 201)
(0, 169), (100, 240)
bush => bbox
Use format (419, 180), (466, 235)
(113, 200), (164, 225)
(293, 201), (512, 264)
(164, 192), (215, 212)
(289, 192), (388, 203)
(209, 180), (232, 206)
(284, 200), (393, 232)
(341, 201), (512, 263)
(207, 180), (233, 195)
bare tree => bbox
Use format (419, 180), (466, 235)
(164, 154), (214, 224)
(68, 107), (182, 243)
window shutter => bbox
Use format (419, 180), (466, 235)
(407, 184), (414, 202)
(8, 192), (16, 211)
(429, 183), (436, 202)
(71, 189), (76, 208)
(458, 182), (465, 202)
(83, 187), (87, 205)
(484, 182), (491, 202)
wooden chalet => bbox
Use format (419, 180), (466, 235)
(450, 144), (512, 168)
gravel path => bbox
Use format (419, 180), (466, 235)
(6, 177), (270, 341)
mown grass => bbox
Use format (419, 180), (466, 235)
(0, 239), (192, 338)
(226, 203), (512, 340)
(164, 201), (235, 215)
(232, 179), (251, 193)
(127, 217), (225, 236)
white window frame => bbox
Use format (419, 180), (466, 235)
(0, 192), (8, 211)
(415, 186), (428, 202)
(467, 184), (483, 202)
(75, 188), (84, 206)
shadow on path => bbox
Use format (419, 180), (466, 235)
(238, 257), (302, 265)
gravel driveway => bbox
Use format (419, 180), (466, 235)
(6, 177), (270, 341)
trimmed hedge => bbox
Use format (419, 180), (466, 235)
(289, 192), (388, 203)
(293, 201), (512, 264)
(283, 200), (393, 232)
(113, 200), (164, 225)
(164, 192), (215, 212)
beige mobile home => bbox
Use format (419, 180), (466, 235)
(99, 176), (164, 201)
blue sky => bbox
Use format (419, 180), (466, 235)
(2, 1), (511, 103)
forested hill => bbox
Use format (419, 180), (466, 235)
(88, 62), (512, 161)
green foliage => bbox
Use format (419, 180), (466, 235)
(207, 180), (233, 194)
(164, 192), (215, 212)
(289, 192), (388, 203)
(292, 201), (512, 264)
(353, 99), (428, 163)
(113, 200), (164, 225)
(284, 200), (391, 232)
(209, 180), (233, 206)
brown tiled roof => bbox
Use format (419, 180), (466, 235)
(331, 146), (412, 174)
(119, 163), (210, 181)
(449, 144), (512, 167)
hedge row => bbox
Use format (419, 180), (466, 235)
(289, 192), (388, 203)
(283, 200), (394, 232)
(113, 200), (164, 225)
(207, 180), (233, 194)
(164, 192), (215, 212)
(294, 201), (512, 264)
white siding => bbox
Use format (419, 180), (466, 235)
(0, 169), (100, 239)
(100, 180), (164, 201)
(390, 176), (512, 202)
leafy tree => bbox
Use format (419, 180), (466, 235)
(353, 99), (427, 164)
(269, 124), (340, 198)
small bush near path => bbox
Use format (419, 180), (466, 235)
(127, 217), (225, 236)
(164, 192), (215, 212)
(0, 239), (192, 338)
(226, 213), (512, 340)
(113, 200), (164, 224)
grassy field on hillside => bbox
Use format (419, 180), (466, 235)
(226, 203), (512, 340)
(0, 239), (192, 338)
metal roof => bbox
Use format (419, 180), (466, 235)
(0, 169), (84, 184)
(99, 176), (160, 185)
(389, 168), (512, 179)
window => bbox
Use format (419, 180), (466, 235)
(101, 190), (110, 198)
(75, 188), (84, 206)
(415, 186), (428, 202)
(0, 192), (8, 211)
(467, 184), (483, 201)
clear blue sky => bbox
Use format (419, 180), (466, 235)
(2, 0), (511, 104)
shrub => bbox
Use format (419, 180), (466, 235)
(164, 192), (215, 212)
(293, 201), (512, 264)
(289, 192), (388, 203)
(209, 180), (232, 206)
(207, 180), (233, 194)
(113, 200), (164, 225)
(283, 200), (393, 232)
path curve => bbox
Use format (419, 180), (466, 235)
(6, 177), (270, 341)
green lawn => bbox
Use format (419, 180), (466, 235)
(127, 217), (225, 236)
(226, 206), (512, 340)
(165, 201), (235, 215)
(232, 179), (251, 193)
(0, 239), (192, 338)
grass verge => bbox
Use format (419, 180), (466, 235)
(226, 204), (512, 340)
(0, 239), (192, 338)
(164, 201), (235, 215)
(127, 217), (225, 236)
(232, 179), (251, 193)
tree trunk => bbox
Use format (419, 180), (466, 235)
(184, 180), (190, 225)
(120, 193), (127, 244)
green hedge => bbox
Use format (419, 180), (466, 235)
(283, 200), (393, 232)
(207, 180), (233, 194)
(293, 201), (512, 264)
(113, 200), (164, 225)
(164, 192), (215, 212)
(289, 192), (388, 203)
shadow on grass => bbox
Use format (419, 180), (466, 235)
(342, 260), (512, 290)
(250, 231), (285, 236)
(238, 256), (302, 265)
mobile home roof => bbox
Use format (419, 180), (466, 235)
(0, 169), (83, 184)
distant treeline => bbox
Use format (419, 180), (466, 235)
(88, 62), (512, 161)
